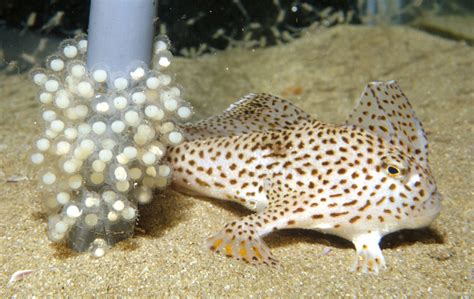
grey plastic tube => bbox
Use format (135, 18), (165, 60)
(67, 0), (157, 252)
(86, 0), (157, 81)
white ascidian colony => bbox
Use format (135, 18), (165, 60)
(30, 34), (192, 256)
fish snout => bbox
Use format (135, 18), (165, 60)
(420, 190), (442, 224)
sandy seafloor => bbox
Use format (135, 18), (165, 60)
(0, 25), (473, 297)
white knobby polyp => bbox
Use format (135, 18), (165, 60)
(92, 159), (106, 172)
(55, 221), (68, 233)
(159, 74), (171, 85)
(77, 81), (93, 98)
(177, 106), (192, 119)
(132, 91), (147, 104)
(146, 76), (160, 89)
(99, 149), (113, 162)
(55, 92), (70, 109)
(68, 174), (83, 189)
(122, 207), (136, 221)
(39, 92), (53, 104)
(130, 67), (145, 81)
(113, 200), (125, 211)
(107, 211), (119, 222)
(42, 110), (57, 122)
(66, 205), (81, 218)
(77, 123), (92, 135)
(42, 171), (57, 185)
(90, 172), (105, 185)
(85, 196), (100, 208)
(116, 153), (129, 165)
(31, 153), (45, 164)
(92, 121), (107, 135)
(158, 164), (171, 177)
(102, 190), (116, 204)
(50, 120), (65, 132)
(36, 138), (50, 151)
(95, 101), (110, 113)
(111, 120), (126, 133)
(84, 214), (99, 227)
(50, 58), (65, 71)
(64, 128), (78, 140)
(74, 105), (89, 118)
(154, 40), (168, 52)
(129, 167), (142, 180)
(56, 141), (71, 155)
(113, 96), (128, 110)
(33, 72), (47, 85)
(92, 69), (108, 83)
(63, 45), (78, 58)
(124, 110), (140, 126)
(63, 160), (78, 173)
(71, 64), (86, 78)
(148, 141), (166, 158)
(45, 79), (59, 92)
(141, 151), (156, 165)
(123, 146), (137, 159)
(114, 77), (128, 90)
(114, 166), (128, 181)
(164, 99), (178, 111)
(56, 192), (71, 205)
(168, 131), (183, 145)
(77, 39), (88, 52)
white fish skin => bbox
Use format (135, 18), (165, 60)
(167, 81), (441, 273)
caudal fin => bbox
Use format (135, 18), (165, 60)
(206, 220), (278, 266)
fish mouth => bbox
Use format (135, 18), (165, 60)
(411, 191), (443, 228)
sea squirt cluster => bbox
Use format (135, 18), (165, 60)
(29, 34), (193, 256)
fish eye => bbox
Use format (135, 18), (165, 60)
(381, 156), (407, 179)
(387, 165), (400, 176)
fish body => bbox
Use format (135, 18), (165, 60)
(167, 81), (441, 273)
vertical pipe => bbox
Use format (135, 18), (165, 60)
(66, 0), (157, 252)
(366, 0), (377, 26)
(86, 0), (157, 81)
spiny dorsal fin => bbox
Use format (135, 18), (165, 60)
(180, 93), (314, 141)
(345, 81), (429, 166)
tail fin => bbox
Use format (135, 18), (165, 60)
(206, 220), (278, 266)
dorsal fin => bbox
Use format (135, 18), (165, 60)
(345, 81), (429, 166)
(180, 93), (314, 141)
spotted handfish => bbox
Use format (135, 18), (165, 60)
(167, 81), (441, 273)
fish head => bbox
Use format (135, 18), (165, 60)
(344, 81), (442, 232)
(375, 145), (441, 230)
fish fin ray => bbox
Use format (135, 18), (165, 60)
(181, 93), (314, 141)
(345, 81), (429, 166)
(351, 232), (386, 273)
(206, 217), (278, 266)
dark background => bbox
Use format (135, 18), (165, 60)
(0, 0), (359, 52)
(1, 0), (472, 72)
